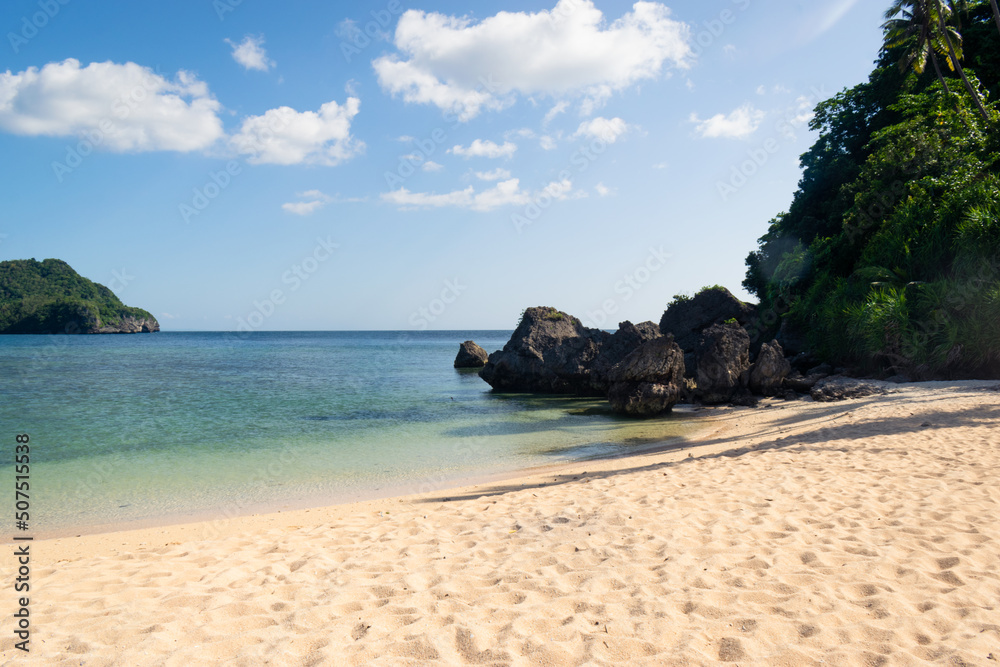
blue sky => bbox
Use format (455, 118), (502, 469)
(0, 0), (886, 331)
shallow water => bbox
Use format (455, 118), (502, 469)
(0, 331), (695, 532)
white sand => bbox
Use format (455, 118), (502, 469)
(2, 381), (998, 665)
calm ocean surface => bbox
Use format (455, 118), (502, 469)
(0, 331), (694, 534)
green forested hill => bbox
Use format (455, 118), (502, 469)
(745, 0), (1000, 379)
(0, 259), (159, 334)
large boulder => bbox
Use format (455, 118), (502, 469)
(748, 339), (791, 396)
(589, 320), (661, 392)
(479, 307), (610, 394)
(607, 336), (686, 417)
(659, 286), (756, 353)
(454, 340), (489, 368)
(695, 322), (751, 404)
(479, 309), (660, 395)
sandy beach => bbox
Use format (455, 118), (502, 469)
(2, 381), (998, 665)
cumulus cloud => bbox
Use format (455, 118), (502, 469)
(230, 97), (364, 165)
(382, 178), (577, 212)
(374, 0), (691, 120)
(225, 35), (274, 72)
(449, 139), (517, 159)
(422, 160), (444, 171)
(0, 59), (223, 152)
(690, 103), (764, 139)
(573, 116), (630, 143)
(474, 168), (511, 181)
(282, 189), (332, 215)
(595, 182), (615, 196)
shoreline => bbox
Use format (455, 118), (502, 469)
(12, 405), (724, 545)
(12, 380), (995, 551)
(3, 380), (998, 664)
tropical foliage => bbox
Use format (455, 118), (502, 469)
(0, 258), (157, 333)
(744, 0), (1000, 378)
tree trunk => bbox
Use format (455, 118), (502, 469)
(990, 0), (1000, 40)
(930, 51), (972, 132)
(936, 12), (991, 121)
(929, 50), (953, 96)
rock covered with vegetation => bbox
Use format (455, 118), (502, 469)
(659, 286), (757, 375)
(0, 259), (159, 334)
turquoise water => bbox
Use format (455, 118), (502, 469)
(0, 331), (694, 533)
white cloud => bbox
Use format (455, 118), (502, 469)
(573, 116), (630, 143)
(539, 135), (557, 150)
(0, 59), (223, 152)
(543, 101), (569, 125)
(282, 190), (332, 215)
(690, 103), (764, 140)
(382, 178), (578, 212)
(475, 168), (511, 181)
(595, 182), (615, 197)
(652, 161), (668, 169)
(230, 97), (364, 165)
(449, 139), (517, 159)
(422, 160), (443, 171)
(225, 35), (274, 72)
(374, 0), (691, 120)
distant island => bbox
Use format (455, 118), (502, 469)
(0, 258), (159, 334)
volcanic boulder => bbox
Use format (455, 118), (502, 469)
(606, 335), (686, 417)
(454, 340), (489, 368)
(695, 322), (751, 404)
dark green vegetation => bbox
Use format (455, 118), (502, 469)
(0, 259), (158, 334)
(745, 0), (1000, 378)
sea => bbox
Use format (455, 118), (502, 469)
(0, 331), (695, 535)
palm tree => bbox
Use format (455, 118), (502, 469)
(932, 1), (991, 120)
(883, 0), (990, 122)
(883, 1), (954, 95)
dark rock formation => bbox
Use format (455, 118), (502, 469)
(748, 339), (791, 396)
(694, 322), (751, 404)
(454, 340), (489, 368)
(785, 372), (827, 393)
(810, 376), (892, 402)
(607, 335), (685, 417)
(478, 308), (659, 395)
(589, 320), (661, 392)
(659, 286), (756, 353)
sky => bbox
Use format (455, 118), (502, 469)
(0, 0), (887, 331)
